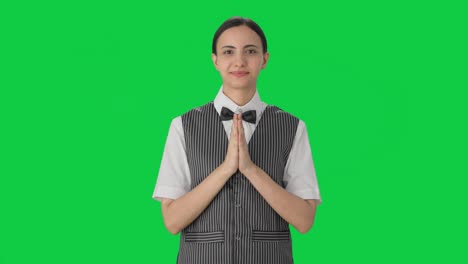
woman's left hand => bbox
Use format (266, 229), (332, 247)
(237, 114), (257, 175)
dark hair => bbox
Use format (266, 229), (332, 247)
(212, 17), (267, 55)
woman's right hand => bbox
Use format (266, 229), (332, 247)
(222, 114), (239, 176)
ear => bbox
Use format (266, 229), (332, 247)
(211, 53), (219, 70)
(261, 52), (270, 69)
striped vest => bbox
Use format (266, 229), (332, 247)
(178, 101), (299, 264)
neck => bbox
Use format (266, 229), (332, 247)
(222, 85), (256, 106)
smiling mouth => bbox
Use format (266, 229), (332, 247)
(230, 71), (249, 77)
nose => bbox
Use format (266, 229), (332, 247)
(234, 52), (247, 67)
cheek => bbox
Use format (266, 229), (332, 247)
(250, 63), (263, 73)
(250, 57), (263, 67)
(217, 59), (230, 69)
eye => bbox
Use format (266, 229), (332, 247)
(246, 49), (257, 54)
(223, 50), (233, 55)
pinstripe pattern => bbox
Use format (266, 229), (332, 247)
(178, 101), (299, 264)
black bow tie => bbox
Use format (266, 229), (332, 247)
(220, 107), (256, 124)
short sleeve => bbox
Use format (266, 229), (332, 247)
(152, 116), (191, 202)
(283, 120), (322, 205)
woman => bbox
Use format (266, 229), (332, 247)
(152, 16), (322, 264)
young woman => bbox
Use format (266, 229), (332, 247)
(152, 16), (322, 264)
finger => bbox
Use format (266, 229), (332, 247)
(236, 115), (241, 144)
(239, 117), (243, 132)
(233, 115), (238, 144)
(238, 117), (244, 136)
(230, 116), (236, 136)
(238, 120), (242, 148)
(239, 121), (245, 148)
(233, 121), (237, 139)
(238, 115), (243, 133)
(230, 116), (236, 146)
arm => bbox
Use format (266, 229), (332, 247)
(161, 163), (233, 235)
(243, 166), (317, 234)
(237, 115), (319, 234)
(161, 115), (241, 235)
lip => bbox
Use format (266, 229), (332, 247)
(230, 71), (249, 77)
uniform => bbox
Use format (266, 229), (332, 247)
(153, 86), (322, 263)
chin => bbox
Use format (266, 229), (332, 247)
(225, 84), (255, 92)
(226, 80), (249, 88)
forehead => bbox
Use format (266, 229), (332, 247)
(217, 25), (262, 48)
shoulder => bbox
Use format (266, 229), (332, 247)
(177, 102), (216, 130)
(167, 116), (183, 136)
(165, 102), (215, 139)
(180, 101), (214, 117)
(265, 104), (300, 123)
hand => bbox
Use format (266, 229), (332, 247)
(238, 114), (256, 174)
(222, 114), (239, 175)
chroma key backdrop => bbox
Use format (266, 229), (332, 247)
(1, 0), (466, 263)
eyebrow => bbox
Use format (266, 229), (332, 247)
(221, 44), (260, 49)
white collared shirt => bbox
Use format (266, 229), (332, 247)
(152, 86), (322, 205)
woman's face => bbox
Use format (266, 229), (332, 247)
(212, 25), (269, 91)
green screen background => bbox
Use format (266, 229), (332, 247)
(1, 0), (466, 263)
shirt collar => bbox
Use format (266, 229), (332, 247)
(213, 85), (266, 122)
